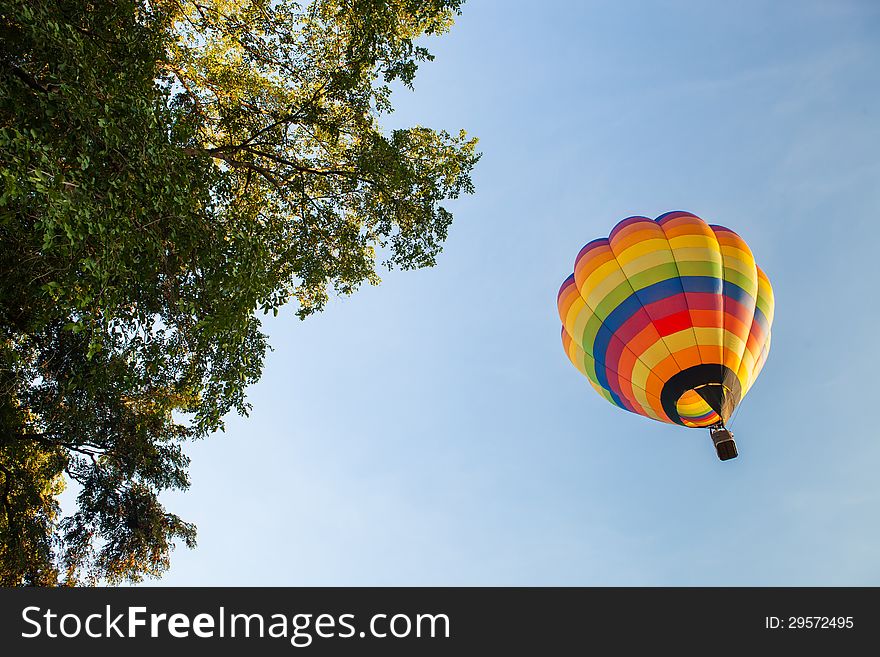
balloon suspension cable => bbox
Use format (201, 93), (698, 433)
(709, 422), (738, 462)
(728, 395), (744, 427)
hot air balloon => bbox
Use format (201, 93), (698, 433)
(557, 211), (774, 461)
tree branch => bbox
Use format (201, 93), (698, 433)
(3, 63), (55, 94)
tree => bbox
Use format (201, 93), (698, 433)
(0, 0), (479, 585)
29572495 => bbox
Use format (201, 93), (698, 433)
(765, 617), (854, 629)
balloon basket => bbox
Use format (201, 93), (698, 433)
(710, 427), (738, 461)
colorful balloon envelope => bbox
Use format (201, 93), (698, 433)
(557, 211), (774, 459)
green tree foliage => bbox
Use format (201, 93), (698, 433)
(0, 0), (479, 585)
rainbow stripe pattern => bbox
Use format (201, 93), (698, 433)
(557, 211), (774, 428)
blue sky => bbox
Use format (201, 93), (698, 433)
(150, 0), (880, 585)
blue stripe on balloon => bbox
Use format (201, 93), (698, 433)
(681, 276), (722, 294)
(593, 323), (625, 408)
(751, 306), (769, 334)
(722, 279), (754, 306)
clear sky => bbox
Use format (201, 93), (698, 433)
(149, 0), (880, 585)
